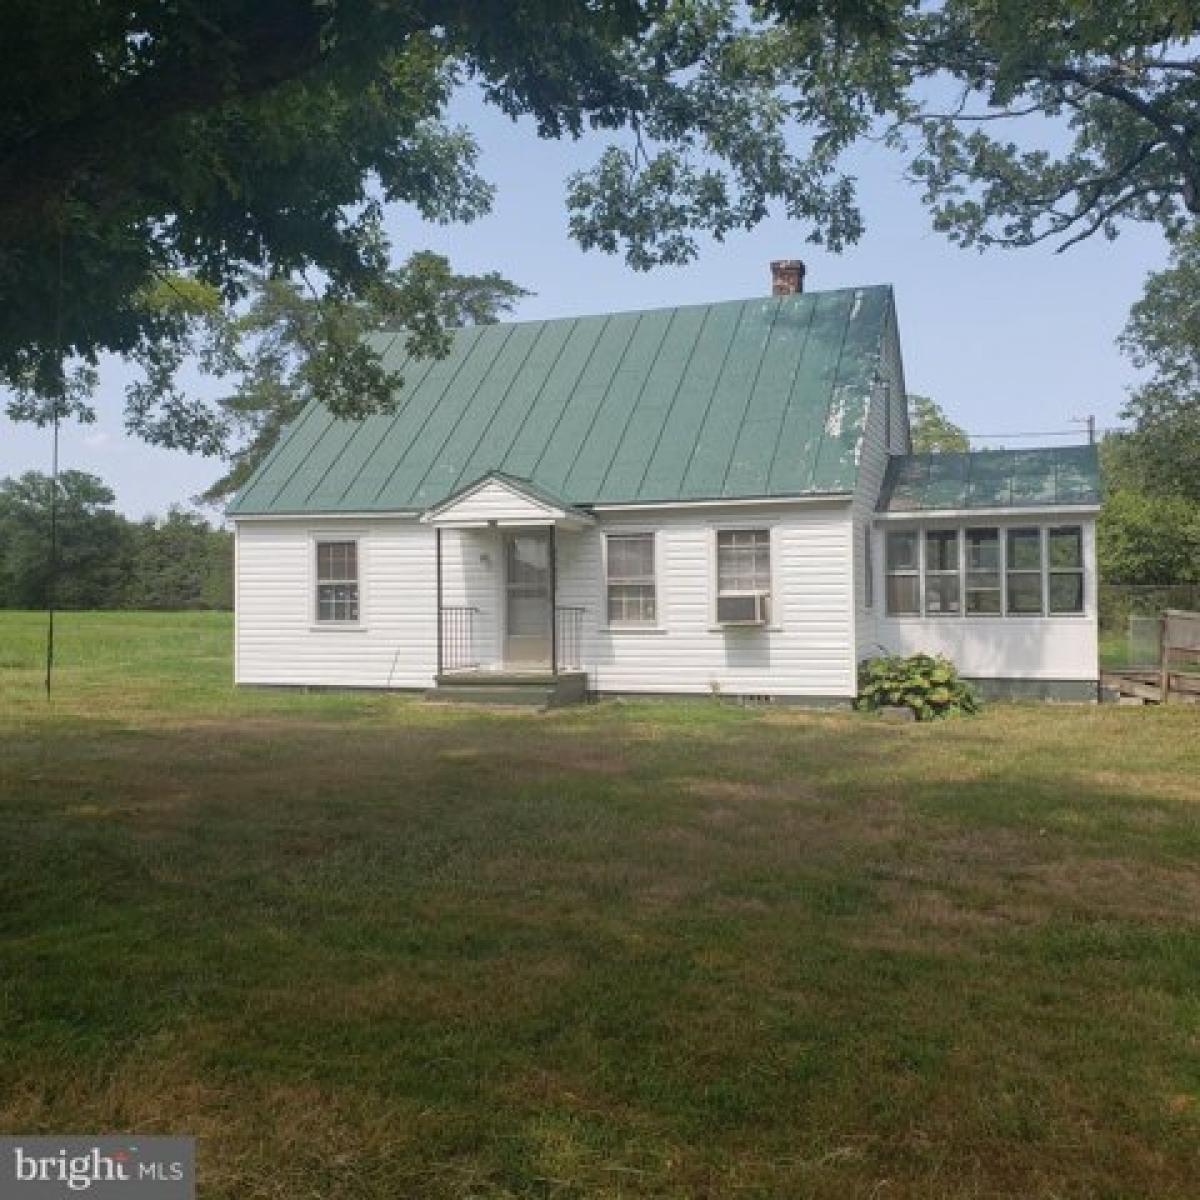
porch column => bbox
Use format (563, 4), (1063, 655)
(435, 526), (443, 678)
(549, 524), (558, 676)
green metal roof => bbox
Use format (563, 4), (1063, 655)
(227, 285), (894, 516)
(877, 446), (1101, 513)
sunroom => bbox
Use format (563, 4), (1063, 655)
(872, 447), (1103, 699)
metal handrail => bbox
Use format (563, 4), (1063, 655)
(439, 605), (478, 672)
(555, 606), (585, 671)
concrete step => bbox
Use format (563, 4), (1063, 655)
(426, 672), (587, 709)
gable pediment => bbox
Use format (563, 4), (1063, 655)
(420, 472), (594, 528)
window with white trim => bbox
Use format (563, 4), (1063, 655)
(315, 540), (359, 623)
(1005, 527), (1043, 616)
(1048, 526), (1085, 614)
(924, 529), (961, 616)
(863, 526), (874, 609)
(606, 533), (656, 625)
(716, 529), (771, 623)
(965, 528), (1001, 615)
(885, 530), (920, 615)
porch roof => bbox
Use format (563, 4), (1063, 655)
(420, 471), (595, 528)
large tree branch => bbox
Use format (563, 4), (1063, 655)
(0, 5), (329, 236)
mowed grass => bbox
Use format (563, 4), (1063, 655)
(2, 611), (1200, 1198)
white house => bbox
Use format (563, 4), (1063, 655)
(228, 263), (1101, 705)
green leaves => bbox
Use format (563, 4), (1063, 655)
(909, 395), (970, 453)
(855, 653), (980, 720)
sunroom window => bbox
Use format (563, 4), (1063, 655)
(885, 530), (919, 615)
(924, 530), (961, 616)
(1048, 526), (1085, 614)
(1006, 528), (1044, 616)
(965, 528), (1001, 615)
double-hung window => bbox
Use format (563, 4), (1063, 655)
(924, 530), (961, 616)
(315, 540), (359, 623)
(1048, 526), (1085, 614)
(606, 533), (656, 625)
(965, 528), (1001, 615)
(1005, 528), (1043, 616)
(885, 530), (920, 615)
(716, 529), (771, 623)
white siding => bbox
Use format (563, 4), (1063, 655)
(236, 502), (859, 697)
(874, 517), (1099, 681)
(236, 518), (437, 688)
(556, 502), (856, 697)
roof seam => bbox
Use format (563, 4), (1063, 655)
(762, 292), (819, 493)
(523, 314), (614, 482)
(408, 321), (546, 504)
(568, 306), (678, 498)
(370, 325), (504, 506)
(556, 310), (651, 493)
(715, 296), (784, 497)
(263, 405), (338, 512)
(449, 321), (556, 493)
(229, 399), (319, 510)
(626, 304), (714, 501)
(330, 344), (440, 507)
(674, 300), (751, 496)
(804, 292), (857, 493)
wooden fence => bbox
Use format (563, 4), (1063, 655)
(1102, 609), (1200, 704)
(1159, 609), (1200, 703)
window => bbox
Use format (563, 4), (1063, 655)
(965, 528), (1001, 615)
(716, 529), (771, 623)
(606, 533), (656, 625)
(863, 527), (874, 609)
(924, 530), (961, 616)
(883, 522), (1086, 620)
(315, 540), (359, 623)
(1006, 528), (1043, 615)
(1048, 526), (1084, 614)
(885, 530), (919, 615)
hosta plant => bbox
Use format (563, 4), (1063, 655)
(856, 653), (979, 721)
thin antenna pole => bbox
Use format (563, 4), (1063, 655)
(46, 220), (65, 700)
(46, 410), (58, 698)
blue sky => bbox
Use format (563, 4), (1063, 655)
(0, 90), (1170, 519)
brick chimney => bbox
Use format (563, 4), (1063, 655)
(770, 259), (806, 295)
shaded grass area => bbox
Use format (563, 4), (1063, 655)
(2, 611), (1199, 1197)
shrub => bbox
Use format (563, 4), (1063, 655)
(856, 653), (979, 721)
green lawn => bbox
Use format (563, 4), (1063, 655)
(2, 611), (1199, 1198)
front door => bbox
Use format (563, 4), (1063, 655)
(503, 530), (552, 669)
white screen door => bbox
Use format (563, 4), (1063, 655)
(504, 531), (552, 668)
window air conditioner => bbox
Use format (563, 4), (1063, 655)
(717, 593), (769, 625)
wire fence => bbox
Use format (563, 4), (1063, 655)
(1099, 584), (1200, 668)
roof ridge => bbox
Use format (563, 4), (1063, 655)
(371, 284), (894, 336)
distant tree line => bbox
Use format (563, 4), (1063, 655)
(0, 471), (231, 610)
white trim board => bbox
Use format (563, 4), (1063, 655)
(875, 505), (1100, 523)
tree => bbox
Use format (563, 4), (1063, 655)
(1097, 485), (1200, 584)
(192, 252), (528, 502)
(0, 472), (133, 609)
(3, 1), (1197, 451)
(909, 394), (970, 453)
(1119, 228), (1200, 502)
(126, 511), (233, 609)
